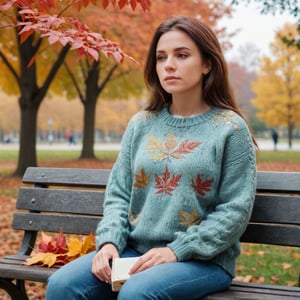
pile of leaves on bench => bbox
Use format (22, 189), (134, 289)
(25, 230), (96, 268)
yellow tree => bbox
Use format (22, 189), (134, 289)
(252, 23), (300, 148)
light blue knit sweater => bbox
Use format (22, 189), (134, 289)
(96, 106), (257, 277)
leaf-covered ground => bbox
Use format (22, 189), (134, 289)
(0, 159), (300, 299)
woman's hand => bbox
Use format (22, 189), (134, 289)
(129, 247), (177, 274)
(91, 243), (119, 283)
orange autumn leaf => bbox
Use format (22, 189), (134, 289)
(292, 252), (300, 259)
(81, 233), (96, 254)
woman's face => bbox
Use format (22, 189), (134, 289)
(155, 29), (209, 98)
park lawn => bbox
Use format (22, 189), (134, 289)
(258, 150), (300, 163)
(0, 149), (119, 162)
(236, 243), (300, 287)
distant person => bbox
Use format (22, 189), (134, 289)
(271, 129), (279, 151)
(69, 133), (75, 145)
(46, 15), (257, 300)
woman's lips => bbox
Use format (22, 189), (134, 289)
(164, 76), (180, 82)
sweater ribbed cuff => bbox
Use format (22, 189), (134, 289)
(96, 231), (126, 254)
(167, 240), (193, 262)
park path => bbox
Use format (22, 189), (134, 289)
(1, 139), (300, 151)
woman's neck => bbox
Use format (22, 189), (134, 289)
(169, 98), (210, 117)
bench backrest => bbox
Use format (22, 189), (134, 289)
(13, 167), (300, 255)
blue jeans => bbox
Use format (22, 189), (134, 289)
(45, 248), (232, 300)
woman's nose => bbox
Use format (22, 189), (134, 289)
(165, 57), (176, 70)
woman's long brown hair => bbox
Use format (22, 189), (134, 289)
(144, 15), (257, 147)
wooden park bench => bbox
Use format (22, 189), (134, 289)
(0, 167), (299, 299)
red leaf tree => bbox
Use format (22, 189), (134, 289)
(0, 0), (150, 176)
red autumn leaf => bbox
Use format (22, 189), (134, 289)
(139, 0), (150, 11)
(55, 230), (67, 254)
(102, 0), (109, 8)
(191, 174), (214, 196)
(102, 0), (150, 11)
(17, 9), (130, 63)
(37, 230), (67, 254)
(118, 0), (127, 9)
(155, 165), (182, 196)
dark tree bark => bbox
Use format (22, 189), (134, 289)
(64, 59), (119, 160)
(10, 12), (71, 176)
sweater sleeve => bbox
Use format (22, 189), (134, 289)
(167, 124), (257, 261)
(95, 119), (134, 253)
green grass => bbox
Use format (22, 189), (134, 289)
(257, 151), (300, 163)
(0, 150), (119, 162)
(237, 244), (300, 286)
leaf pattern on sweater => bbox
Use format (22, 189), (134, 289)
(146, 133), (201, 161)
(191, 174), (214, 196)
(154, 165), (182, 196)
(134, 168), (150, 188)
(213, 111), (240, 130)
(178, 209), (201, 227)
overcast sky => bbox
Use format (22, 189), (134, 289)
(220, 1), (298, 59)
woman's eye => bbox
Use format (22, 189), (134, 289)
(156, 55), (166, 61)
(178, 53), (188, 59)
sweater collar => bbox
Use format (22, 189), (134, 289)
(159, 106), (218, 127)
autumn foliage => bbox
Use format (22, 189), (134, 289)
(0, 0), (150, 63)
(25, 230), (96, 268)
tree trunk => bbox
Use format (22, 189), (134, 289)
(14, 103), (38, 176)
(288, 124), (293, 149)
(12, 22), (69, 176)
(80, 60), (100, 160)
(80, 97), (97, 159)
(79, 61), (118, 159)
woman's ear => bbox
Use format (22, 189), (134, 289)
(202, 62), (211, 75)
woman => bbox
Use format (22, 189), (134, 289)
(46, 15), (257, 300)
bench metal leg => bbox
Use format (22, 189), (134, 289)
(0, 278), (28, 300)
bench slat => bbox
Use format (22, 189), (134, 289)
(250, 194), (300, 225)
(0, 256), (54, 282)
(241, 223), (300, 247)
(257, 172), (300, 193)
(22, 167), (111, 188)
(12, 213), (300, 247)
(204, 281), (300, 299)
(12, 213), (101, 235)
(17, 187), (104, 215)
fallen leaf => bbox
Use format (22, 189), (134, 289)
(287, 281), (297, 287)
(281, 263), (292, 270)
(271, 276), (279, 283)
